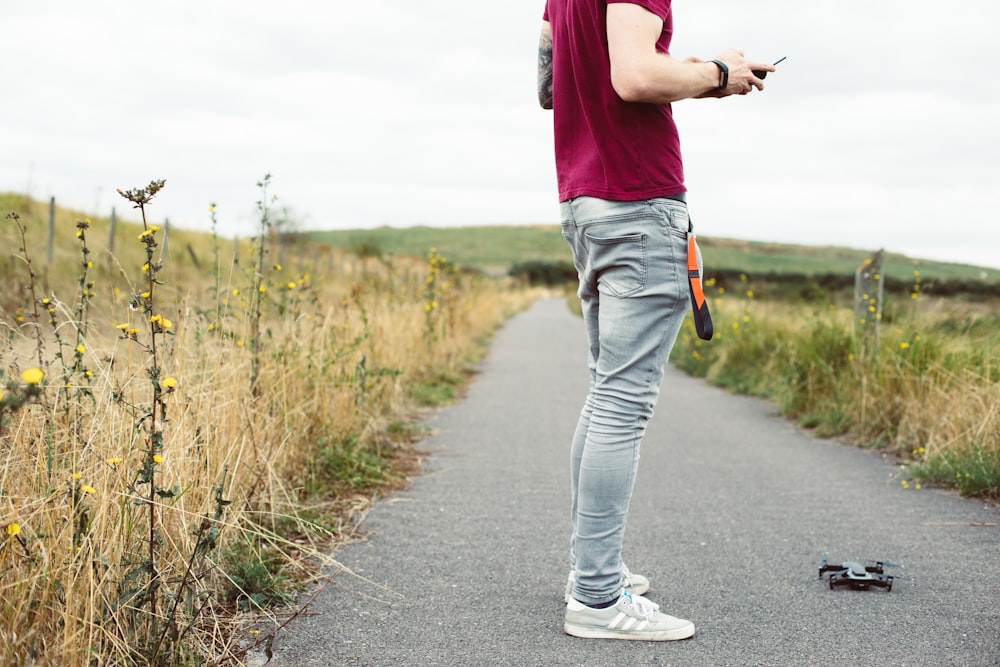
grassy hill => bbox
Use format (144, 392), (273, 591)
(3, 190), (995, 299)
(304, 224), (999, 287)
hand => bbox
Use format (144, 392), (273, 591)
(713, 48), (775, 97)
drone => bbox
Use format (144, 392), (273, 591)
(818, 554), (899, 591)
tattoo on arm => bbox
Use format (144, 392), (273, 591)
(537, 29), (553, 109)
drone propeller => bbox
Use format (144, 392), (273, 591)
(872, 559), (903, 570)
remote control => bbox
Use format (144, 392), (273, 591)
(753, 56), (786, 79)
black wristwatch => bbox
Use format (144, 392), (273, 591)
(708, 59), (728, 91)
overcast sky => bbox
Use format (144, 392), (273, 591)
(3, 1), (999, 269)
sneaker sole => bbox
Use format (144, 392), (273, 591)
(563, 621), (695, 641)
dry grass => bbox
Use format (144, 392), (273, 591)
(0, 188), (539, 665)
(672, 284), (1000, 498)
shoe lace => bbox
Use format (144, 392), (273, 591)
(622, 591), (659, 619)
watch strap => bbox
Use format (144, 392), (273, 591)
(708, 59), (729, 91)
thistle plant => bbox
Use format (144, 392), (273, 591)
(209, 202), (224, 325)
(8, 212), (47, 372)
(248, 174), (274, 396)
(116, 179), (180, 658)
(7, 211), (56, 470)
(423, 247), (453, 341)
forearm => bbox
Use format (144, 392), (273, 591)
(537, 22), (553, 109)
(610, 54), (720, 104)
(607, 4), (771, 104)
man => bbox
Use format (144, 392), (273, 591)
(538, 0), (773, 641)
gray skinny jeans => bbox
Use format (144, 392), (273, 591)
(560, 195), (694, 606)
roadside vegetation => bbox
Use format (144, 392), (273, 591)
(670, 272), (999, 499)
(0, 185), (537, 665)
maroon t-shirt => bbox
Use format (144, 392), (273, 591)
(543, 0), (685, 202)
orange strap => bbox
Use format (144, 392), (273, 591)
(687, 233), (713, 341)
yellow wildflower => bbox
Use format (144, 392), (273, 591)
(80, 485), (96, 494)
(900, 342), (910, 350)
(72, 472), (82, 479)
(21, 368), (44, 384)
(162, 377), (178, 390)
(76, 344), (86, 355)
(6, 523), (20, 537)
(153, 454), (163, 464)
(107, 457), (123, 465)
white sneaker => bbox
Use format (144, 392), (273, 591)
(564, 564), (650, 603)
(564, 591), (695, 641)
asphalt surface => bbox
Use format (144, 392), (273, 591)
(265, 298), (1000, 667)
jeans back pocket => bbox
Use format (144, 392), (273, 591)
(583, 231), (647, 298)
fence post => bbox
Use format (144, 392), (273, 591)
(855, 249), (885, 358)
(159, 218), (170, 265)
(108, 207), (116, 256)
(47, 196), (55, 262)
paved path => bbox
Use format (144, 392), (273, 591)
(267, 298), (999, 667)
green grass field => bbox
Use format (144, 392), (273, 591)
(306, 225), (999, 286)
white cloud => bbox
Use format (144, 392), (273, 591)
(1, 0), (998, 268)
